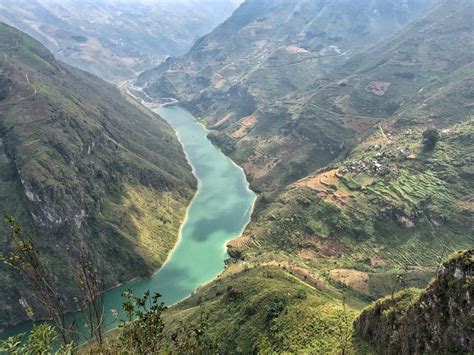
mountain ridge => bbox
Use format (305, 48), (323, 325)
(0, 22), (196, 329)
(0, 0), (240, 82)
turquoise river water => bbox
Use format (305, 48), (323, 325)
(1, 106), (256, 339)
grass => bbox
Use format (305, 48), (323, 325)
(101, 185), (188, 272)
(234, 117), (473, 308)
(161, 266), (371, 354)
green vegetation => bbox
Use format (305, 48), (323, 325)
(138, 0), (438, 192)
(131, 1), (474, 351)
(117, 290), (166, 353)
(161, 266), (365, 354)
(0, 324), (74, 354)
(1, 0), (472, 352)
(422, 128), (440, 151)
(0, 22), (196, 329)
(354, 250), (473, 354)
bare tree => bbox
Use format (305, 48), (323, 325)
(72, 243), (105, 347)
(1, 216), (74, 344)
(337, 289), (352, 355)
(2, 216), (105, 348)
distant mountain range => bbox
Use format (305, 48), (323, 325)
(0, 0), (240, 81)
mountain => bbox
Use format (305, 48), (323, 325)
(127, 0), (472, 351)
(0, 0), (240, 82)
(137, 0), (437, 190)
(156, 250), (472, 353)
(354, 249), (473, 354)
(0, 22), (196, 328)
(160, 265), (363, 353)
(227, 0), (473, 305)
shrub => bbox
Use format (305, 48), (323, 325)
(422, 128), (440, 151)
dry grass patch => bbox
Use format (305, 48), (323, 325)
(294, 168), (341, 192)
(366, 81), (391, 96)
(298, 248), (319, 261)
(231, 115), (257, 138)
(329, 269), (369, 294)
(294, 169), (353, 207)
(227, 236), (251, 248)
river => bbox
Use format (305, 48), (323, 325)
(1, 106), (256, 340)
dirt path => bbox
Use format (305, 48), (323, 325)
(379, 121), (388, 142)
(262, 49), (353, 70)
(262, 260), (327, 290)
(309, 102), (385, 121)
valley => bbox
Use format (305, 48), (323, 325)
(0, 0), (472, 353)
(132, 0), (473, 351)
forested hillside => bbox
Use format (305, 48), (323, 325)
(0, 22), (196, 329)
(0, 0), (472, 352)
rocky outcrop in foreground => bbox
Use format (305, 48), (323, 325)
(354, 249), (473, 354)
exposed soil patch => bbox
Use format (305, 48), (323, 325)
(227, 236), (251, 249)
(232, 115), (257, 138)
(211, 74), (227, 89)
(329, 269), (369, 294)
(360, 176), (375, 188)
(366, 81), (391, 96)
(369, 257), (388, 267)
(293, 169), (352, 207)
(212, 113), (233, 128)
(294, 168), (341, 192)
(285, 45), (311, 54)
(457, 199), (474, 212)
(298, 248), (319, 261)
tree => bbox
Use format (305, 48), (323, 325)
(0, 324), (74, 354)
(72, 244), (105, 348)
(1, 216), (73, 344)
(1, 216), (105, 347)
(117, 289), (166, 353)
(422, 128), (440, 151)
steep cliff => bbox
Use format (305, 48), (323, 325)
(354, 249), (473, 354)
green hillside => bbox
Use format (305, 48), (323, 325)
(230, 0), (473, 302)
(151, 250), (471, 354)
(136, 0), (473, 298)
(161, 265), (364, 354)
(128, 1), (473, 351)
(137, 0), (439, 192)
(0, 22), (196, 329)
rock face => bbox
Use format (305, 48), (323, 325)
(354, 250), (473, 354)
